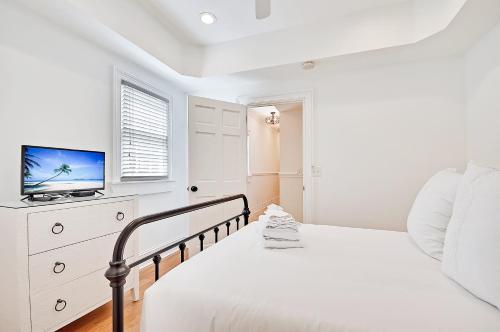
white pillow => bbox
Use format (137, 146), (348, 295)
(442, 162), (500, 308)
(407, 169), (461, 260)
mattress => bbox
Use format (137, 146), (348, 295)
(141, 222), (500, 332)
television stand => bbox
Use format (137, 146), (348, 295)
(70, 190), (101, 198)
(21, 194), (65, 202)
(21, 191), (104, 202)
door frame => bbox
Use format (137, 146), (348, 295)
(239, 90), (314, 224)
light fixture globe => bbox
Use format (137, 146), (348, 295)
(265, 111), (279, 125)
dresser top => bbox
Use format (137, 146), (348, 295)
(0, 193), (136, 209)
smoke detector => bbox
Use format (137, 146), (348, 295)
(302, 61), (315, 70)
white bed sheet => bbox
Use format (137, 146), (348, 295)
(142, 223), (500, 332)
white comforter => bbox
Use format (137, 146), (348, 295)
(141, 223), (500, 332)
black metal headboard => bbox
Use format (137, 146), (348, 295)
(105, 194), (250, 332)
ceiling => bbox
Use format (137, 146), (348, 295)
(143, 0), (410, 45)
(249, 106), (280, 114)
(18, 0), (500, 79)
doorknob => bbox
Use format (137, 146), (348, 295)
(190, 186), (198, 192)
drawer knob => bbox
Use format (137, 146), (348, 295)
(116, 212), (125, 221)
(54, 299), (67, 312)
(53, 262), (66, 274)
(51, 223), (64, 235)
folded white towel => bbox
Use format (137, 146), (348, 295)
(266, 204), (284, 211)
(262, 229), (300, 241)
(268, 215), (296, 223)
(265, 225), (298, 234)
(266, 216), (299, 231)
(260, 211), (303, 249)
(264, 209), (290, 218)
(263, 238), (304, 249)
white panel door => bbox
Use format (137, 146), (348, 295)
(188, 96), (247, 248)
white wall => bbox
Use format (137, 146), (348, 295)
(279, 107), (303, 175)
(0, 1), (189, 255)
(247, 110), (280, 220)
(248, 111), (280, 174)
(312, 60), (465, 231)
(279, 106), (303, 221)
(465, 22), (500, 168)
(195, 57), (467, 231)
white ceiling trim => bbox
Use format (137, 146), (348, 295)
(13, 0), (500, 81)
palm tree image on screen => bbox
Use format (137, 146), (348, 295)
(32, 164), (72, 187)
(23, 153), (40, 179)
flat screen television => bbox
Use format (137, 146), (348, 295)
(21, 145), (105, 196)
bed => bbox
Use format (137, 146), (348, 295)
(141, 222), (500, 332)
(106, 195), (500, 332)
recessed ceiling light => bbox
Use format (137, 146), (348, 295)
(200, 12), (217, 25)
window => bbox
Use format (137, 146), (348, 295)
(119, 79), (170, 181)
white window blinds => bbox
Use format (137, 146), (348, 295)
(120, 80), (169, 180)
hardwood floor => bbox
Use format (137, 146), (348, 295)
(59, 251), (184, 332)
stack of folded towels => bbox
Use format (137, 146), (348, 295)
(260, 204), (303, 249)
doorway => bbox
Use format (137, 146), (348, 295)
(187, 91), (313, 251)
(247, 102), (304, 222)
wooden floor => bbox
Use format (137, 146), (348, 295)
(59, 252), (184, 332)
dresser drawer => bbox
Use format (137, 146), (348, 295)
(28, 201), (134, 255)
(29, 233), (135, 295)
(30, 267), (110, 332)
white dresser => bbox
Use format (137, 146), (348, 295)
(0, 194), (139, 332)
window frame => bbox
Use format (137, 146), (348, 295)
(113, 68), (173, 184)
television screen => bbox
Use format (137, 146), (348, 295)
(22, 146), (105, 195)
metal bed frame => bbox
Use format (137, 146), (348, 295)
(105, 194), (250, 332)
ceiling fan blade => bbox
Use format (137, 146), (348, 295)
(255, 0), (271, 19)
